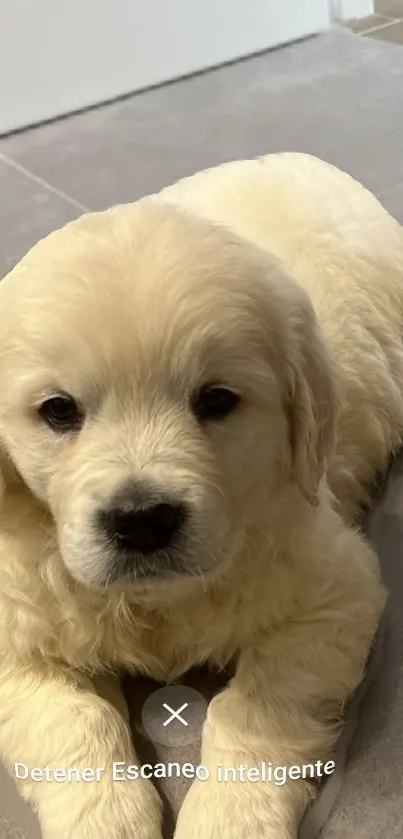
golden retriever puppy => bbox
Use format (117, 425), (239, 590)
(0, 152), (402, 839)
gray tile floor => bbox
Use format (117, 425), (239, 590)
(375, 0), (403, 17)
(0, 29), (403, 276)
(0, 157), (82, 275)
(347, 2), (403, 40)
(1, 26), (403, 282)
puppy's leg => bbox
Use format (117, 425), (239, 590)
(175, 532), (385, 839)
(93, 672), (130, 724)
(0, 663), (162, 839)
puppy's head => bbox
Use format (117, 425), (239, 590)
(0, 201), (338, 591)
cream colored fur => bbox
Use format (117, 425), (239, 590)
(0, 152), (402, 839)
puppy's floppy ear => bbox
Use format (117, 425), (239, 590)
(285, 297), (340, 506)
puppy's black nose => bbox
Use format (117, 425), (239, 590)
(101, 500), (185, 554)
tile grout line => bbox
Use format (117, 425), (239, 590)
(359, 18), (401, 35)
(0, 151), (89, 212)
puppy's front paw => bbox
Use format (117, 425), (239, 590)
(174, 777), (293, 839)
(40, 778), (163, 839)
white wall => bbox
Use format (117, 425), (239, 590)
(0, 0), (330, 134)
(329, 0), (374, 18)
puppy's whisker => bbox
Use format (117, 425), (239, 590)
(191, 561), (208, 593)
(202, 477), (226, 502)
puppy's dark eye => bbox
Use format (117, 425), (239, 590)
(192, 386), (240, 422)
(38, 394), (83, 432)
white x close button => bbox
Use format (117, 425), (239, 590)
(141, 685), (208, 746)
(162, 702), (189, 727)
